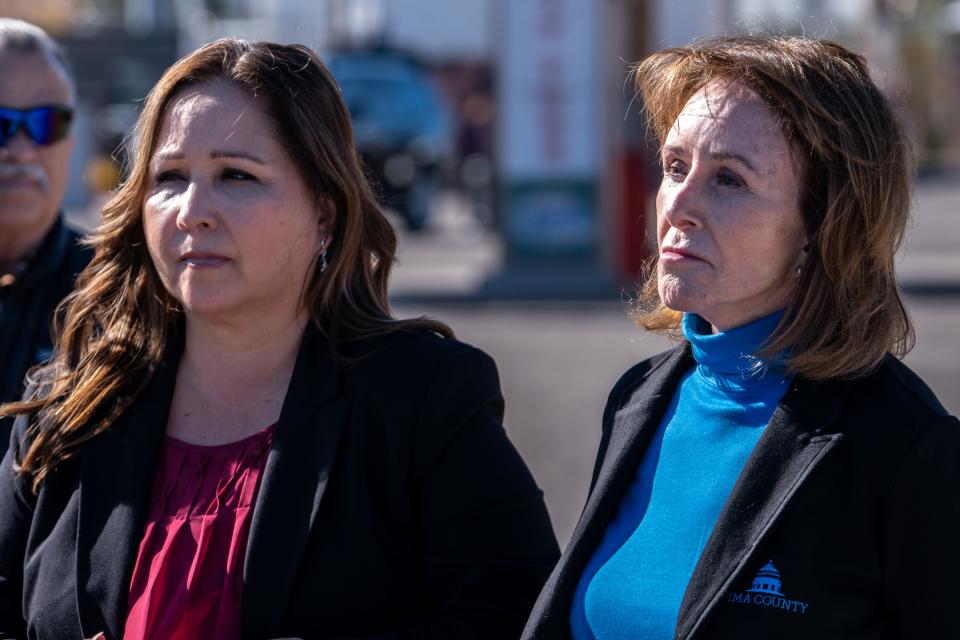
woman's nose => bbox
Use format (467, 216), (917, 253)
(660, 172), (705, 230)
(175, 182), (217, 231)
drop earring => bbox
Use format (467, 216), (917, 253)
(319, 239), (329, 274)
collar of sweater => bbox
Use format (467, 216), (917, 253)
(682, 311), (790, 393)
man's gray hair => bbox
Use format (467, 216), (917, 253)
(0, 18), (74, 93)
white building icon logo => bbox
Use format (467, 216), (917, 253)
(745, 561), (784, 596)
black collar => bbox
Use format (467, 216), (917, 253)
(0, 216), (72, 296)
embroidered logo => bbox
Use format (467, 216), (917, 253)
(726, 561), (809, 614)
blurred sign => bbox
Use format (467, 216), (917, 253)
(498, 0), (599, 259)
(503, 181), (596, 255)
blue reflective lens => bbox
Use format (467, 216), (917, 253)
(0, 105), (73, 147)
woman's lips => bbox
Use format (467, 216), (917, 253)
(180, 253), (229, 268)
(660, 247), (705, 262)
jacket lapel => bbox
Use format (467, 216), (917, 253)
(241, 330), (351, 639)
(575, 348), (690, 549)
(75, 354), (179, 640)
(675, 378), (848, 640)
(524, 347), (691, 638)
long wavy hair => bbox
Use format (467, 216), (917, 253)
(3, 39), (452, 491)
(632, 36), (914, 380)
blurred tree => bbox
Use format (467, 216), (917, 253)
(2, 0), (76, 31)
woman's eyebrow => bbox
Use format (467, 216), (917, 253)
(662, 144), (685, 158)
(210, 150), (267, 164)
(663, 144), (758, 174)
(150, 150), (268, 166)
(710, 150), (757, 173)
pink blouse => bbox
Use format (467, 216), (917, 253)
(123, 424), (276, 640)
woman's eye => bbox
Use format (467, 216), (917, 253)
(155, 170), (184, 184)
(664, 160), (687, 181)
(222, 168), (256, 182)
(716, 169), (745, 189)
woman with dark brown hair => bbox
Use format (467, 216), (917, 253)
(0, 39), (559, 639)
(523, 36), (959, 640)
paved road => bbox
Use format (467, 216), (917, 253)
(898, 172), (960, 290)
(394, 297), (960, 547)
(389, 176), (960, 546)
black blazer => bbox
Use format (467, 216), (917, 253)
(523, 345), (960, 639)
(0, 216), (91, 445)
(0, 329), (560, 640)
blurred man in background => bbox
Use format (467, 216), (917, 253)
(0, 19), (91, 443)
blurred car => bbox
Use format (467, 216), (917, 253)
(328, 50), (454, 231)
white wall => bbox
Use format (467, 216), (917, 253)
(267, 0), (330, 49)
(385, 0), (492, 60)
(735, 0), (872, 26)
(178, 0), (330, 54)
(653, 0), (733, 48)
(187, 0), (491, 60)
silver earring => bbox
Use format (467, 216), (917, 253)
(795, 264), (803, 278)
(319, 239), (329, 274)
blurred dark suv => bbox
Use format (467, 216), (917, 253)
(328, 51), (453, 231)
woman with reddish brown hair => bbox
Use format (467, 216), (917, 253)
(0, 39), (559, 639)
(523, 36), (959, 640)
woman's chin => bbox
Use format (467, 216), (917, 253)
(177, 297), (241, 321)
(658, 278), (703, 316)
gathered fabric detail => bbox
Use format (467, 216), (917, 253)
(683, 312), (791, 394)
(123, 423), (276, 640)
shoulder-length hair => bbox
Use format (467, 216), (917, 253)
(4, 38), (451, 491)
(632, 35), (914, 380)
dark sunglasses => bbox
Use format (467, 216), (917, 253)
(0, 105), (73, 147)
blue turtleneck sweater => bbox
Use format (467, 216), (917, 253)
(570, 311), (791, 640)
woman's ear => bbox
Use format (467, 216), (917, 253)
(317, 196), (336, 242)
(798, 236), (814, 263)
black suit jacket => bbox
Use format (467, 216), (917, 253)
(0, 329), (560, 640)
(523, 345), (960, 639)
(0, 216), (91, 449)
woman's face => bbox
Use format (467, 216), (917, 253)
(143, 79), (328, 325)
(656, 79), (808, 331)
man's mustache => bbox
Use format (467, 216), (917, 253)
(0, 162), (49, 190)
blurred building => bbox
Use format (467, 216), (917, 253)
(491, 0), (960, 296)
(4, 0), (957, 240)
(3, 0), (494, 217)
